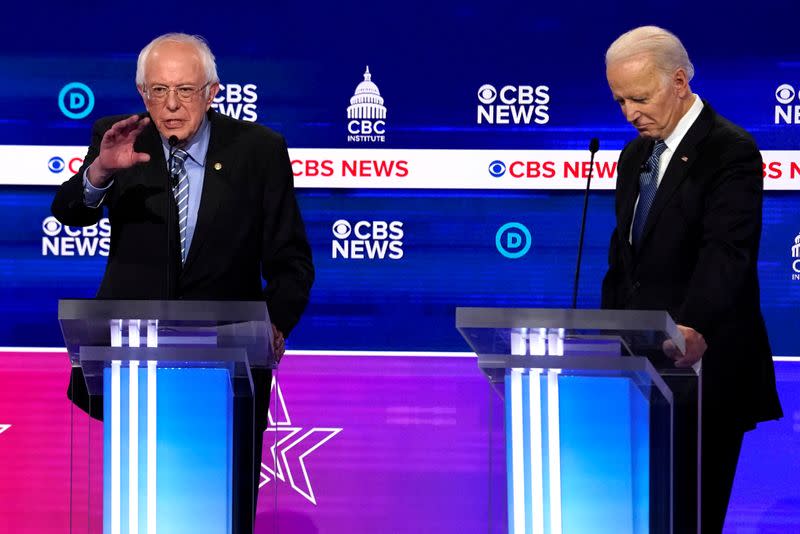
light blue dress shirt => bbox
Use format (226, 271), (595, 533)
(83, 117), (211, 263)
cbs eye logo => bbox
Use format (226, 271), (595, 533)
(42, 216), (63, 236)
(477, 84), (498, 105)
(332, 220), (352, 239)
(488, 160), (507, 178)
(48, 157), (65, 173)
(775, 84), (797, 105)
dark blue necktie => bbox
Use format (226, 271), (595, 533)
(632, 141), (667, 249)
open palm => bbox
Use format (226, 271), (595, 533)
(90, 115), (152, 185)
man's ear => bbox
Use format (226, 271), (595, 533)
(672, 68), (690, 97)
(137, 85), (150, 110)
(205, 82), (220, 109)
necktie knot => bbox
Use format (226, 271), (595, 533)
(648, 141), (667, 168)
(170, 148), (189, 175)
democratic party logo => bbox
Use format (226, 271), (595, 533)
(58, 82), (95, 119)
(332, 219), (403, 260)
(775, 84), (800, 124)
(488, 160), (507, 177)
(260, 378), (342, 505)
(347, 66), (387, 143)
(477, 83), (549, 125)
(791, 232), (800, 280)
(496, 222), (532, 259)
(211, 83), (258, 121)
(42, 216), (110, 257)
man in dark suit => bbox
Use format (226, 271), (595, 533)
(601, 26), (782, 533)
(51, 33), (314, 533)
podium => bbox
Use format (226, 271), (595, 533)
(457, 308), (698, 534)
(59, 299), (275, 534)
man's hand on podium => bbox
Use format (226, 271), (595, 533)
(663, 324), (707, 368)
(272, 324), (285, 363)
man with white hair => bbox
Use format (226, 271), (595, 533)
(602, 26), (782, 533)
(52, 33), (314, 533)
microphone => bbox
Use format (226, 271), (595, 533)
(167, 135), (180, 187)
(571, 137), (600, 309)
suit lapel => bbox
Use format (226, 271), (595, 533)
(135, 117), (175, 233)
(182, 112), (228, 273)
(637, 103), (714, 249)
(135, 117), (170, 191)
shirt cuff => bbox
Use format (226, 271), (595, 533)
(82, 169), (112, 208)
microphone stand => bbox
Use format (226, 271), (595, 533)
(166, 135), (179, 299)
(571, 138), (600, 309)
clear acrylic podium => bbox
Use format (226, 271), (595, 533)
(59, 299), (275, 534)
(457, 308), (691, 534)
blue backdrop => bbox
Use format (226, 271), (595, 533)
(0, 3), (798, 531)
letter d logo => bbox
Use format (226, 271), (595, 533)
(496, 222), (532, 259)
(58, 82), (95, 119)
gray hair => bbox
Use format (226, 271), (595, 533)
(135, 33), (219, 87)
(605, 26), (694, 82)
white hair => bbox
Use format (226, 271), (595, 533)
(135, 33), (218, 87)
(606, 26), (695, 82)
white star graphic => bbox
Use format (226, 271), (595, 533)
(259, 378), (342, 505)
(0, 424), (10, 436)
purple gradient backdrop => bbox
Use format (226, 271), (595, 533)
(1, 350), (798, 533)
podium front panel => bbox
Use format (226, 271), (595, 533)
(457, 307), (676, 534)
(58, 300), (274, 534)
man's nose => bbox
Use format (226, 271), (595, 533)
(624, 104), (640, 123)
(165, 91), (181, 111)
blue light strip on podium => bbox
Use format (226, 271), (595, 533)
(103, 316), (234, 534)
(504, 329), (651, 534)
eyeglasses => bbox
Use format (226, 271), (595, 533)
(145, 83), (209, 103)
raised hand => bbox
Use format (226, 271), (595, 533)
(87, 115), (152, 187)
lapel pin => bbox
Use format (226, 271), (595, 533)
(680, 156), (688, 162)
(213, 162), (222, 171)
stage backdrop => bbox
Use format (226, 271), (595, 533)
(0, 2), (799, 533)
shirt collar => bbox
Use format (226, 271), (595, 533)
(663, 94), (704, 151)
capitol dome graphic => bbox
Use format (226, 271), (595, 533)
(347, 66), (386, 120)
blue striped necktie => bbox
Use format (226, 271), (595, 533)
(632, 140), (667, 249)
(170, 148), (190, 263)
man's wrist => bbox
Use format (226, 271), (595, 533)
(87, 162), (111, 187)
(83, 167), (112, 208)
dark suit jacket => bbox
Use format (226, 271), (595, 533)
(52, 110), (314, 422)
(601, 101), (782, 430)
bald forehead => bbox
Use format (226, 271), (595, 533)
(607, 53), (655, 74)
(144, 41), (205, 84)
(607, 56), (668, 90)
(147, 41), (202, 66)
